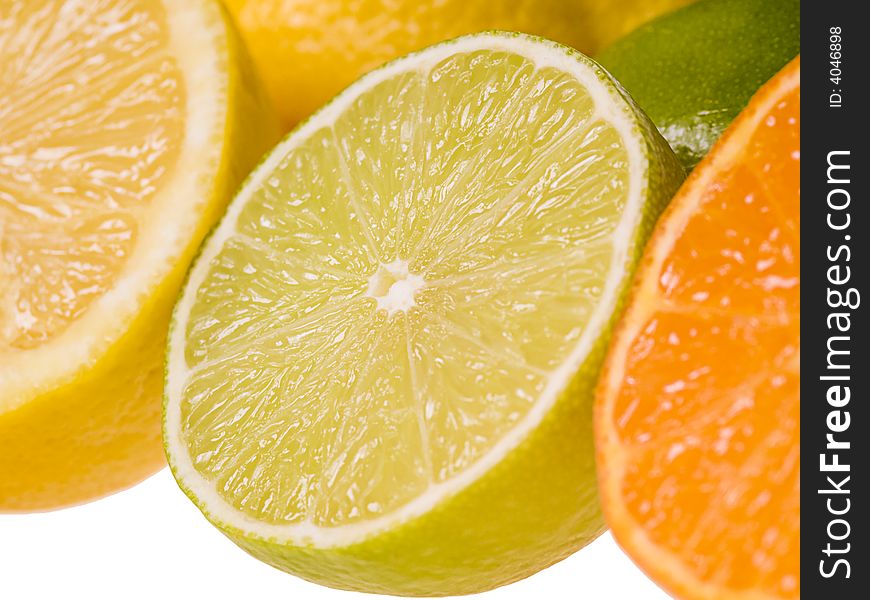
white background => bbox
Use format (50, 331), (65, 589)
(0, 469), (670, 599)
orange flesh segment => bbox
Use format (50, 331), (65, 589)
(0, 0), (184, 349)
(600, 58), (799, 599)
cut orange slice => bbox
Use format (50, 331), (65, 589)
(595, 57), (799, 599)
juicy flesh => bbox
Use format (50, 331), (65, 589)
(180, 50), (631, 528)
(0, 0), (184, 349)
(610, 84), (799, 595)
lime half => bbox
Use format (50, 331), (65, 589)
(164, 32), (683, 596)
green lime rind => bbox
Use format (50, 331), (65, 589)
(164, 31), (684, 596)
(598, 0), (800, 170)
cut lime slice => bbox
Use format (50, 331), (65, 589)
(165, 32), (684, 595)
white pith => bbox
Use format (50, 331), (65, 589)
(165, 33), (647, 547)
(366, 259), (426, 315)
(0, 0), (227, 411)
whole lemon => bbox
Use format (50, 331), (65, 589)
(223, 0), (692, 128)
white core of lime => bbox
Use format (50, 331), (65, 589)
(165, 33), (654, 550)
(366, 259), (426, 315)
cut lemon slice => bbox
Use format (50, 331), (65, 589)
(165, 33), (683, 595)
(0, 0), (278, 510)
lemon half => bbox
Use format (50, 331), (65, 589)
(0, 0), (278, 511)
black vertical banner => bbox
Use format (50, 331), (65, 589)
(802, 1), (867, 597)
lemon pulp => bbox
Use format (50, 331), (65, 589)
(0, 0), (184, 349)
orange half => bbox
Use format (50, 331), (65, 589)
(595, 57), (799, 599)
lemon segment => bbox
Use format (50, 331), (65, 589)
(165, 33), (684, 594)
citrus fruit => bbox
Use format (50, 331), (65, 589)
(597, 0), (799, 169)
(223, 0), (693, 128)
(164, 32), (684, 595)
(0, 0), (279, 511)
(595, 57), (800, 599)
